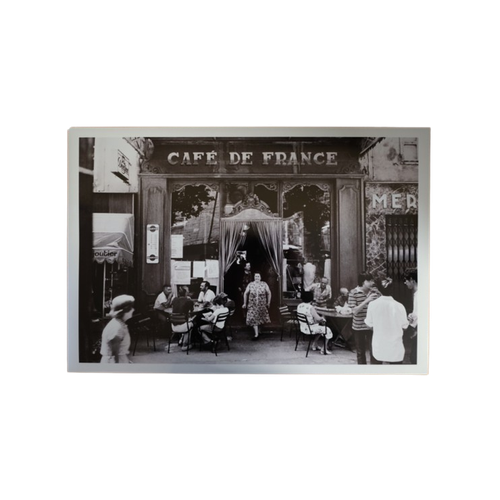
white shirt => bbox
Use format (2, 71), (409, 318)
(100, 318), (130, 356)
(197, 288), (215, 304)
(410, 289), (418, 327)
(208, 306), (229, 329)
(154, 291), (173, 311)
(303, 262), (316, 291)
(365, 296), (409, 362)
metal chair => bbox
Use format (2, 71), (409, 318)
(294, 312), (316, 357)
(279, 306), (297, 341)
(202, 311), (230, 356)
(226, 309), (235, 339)
(167, 313), (194, 354)
(128, 314), (156, 356)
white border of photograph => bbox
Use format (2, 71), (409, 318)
(67, 125), (431, 376)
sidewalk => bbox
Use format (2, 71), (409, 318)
(130, 326), (359, 365)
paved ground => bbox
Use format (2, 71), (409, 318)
(126, 327), (418, 375)
(130, 325), (359, 365)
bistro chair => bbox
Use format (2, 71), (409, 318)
(128, 313), (156, 356)
(226, 309), (235, 339)
(167, 313), (194, 354)
(202, 311), (230, 356)
(279, 306), (297, 341)
(294, 312), (316, 358)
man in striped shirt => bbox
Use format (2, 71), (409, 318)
(347, 271), (380, 364)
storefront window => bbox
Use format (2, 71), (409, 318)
(254, 182), (278, 214)
(171, 183), (220, 295)
(223, 182), (278, 216)
(224, 183), (249, 215)
(282, 183), (331, 298)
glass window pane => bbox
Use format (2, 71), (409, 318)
(171, 183), (220, 295)
(282, 184), (331, 298)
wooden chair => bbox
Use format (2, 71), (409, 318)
(167, 313), (194, 354)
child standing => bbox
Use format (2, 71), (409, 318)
(100, 295), (135, 363)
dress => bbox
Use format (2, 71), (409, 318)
(245, 281), (271, 326)
(297, 302), (333, 339)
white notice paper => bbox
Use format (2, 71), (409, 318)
(171, 261), (191, 284)
(193, 261), (205, 278)
(171, 235), (184, 259)
(206, 259), (219, 278)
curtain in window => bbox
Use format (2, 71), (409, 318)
(220, 219), (247, 274)
(252, 220), (282, 278)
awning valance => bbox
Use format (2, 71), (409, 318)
(93, 213), (134, 266)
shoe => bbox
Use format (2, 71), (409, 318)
(181, 344), (194, 351)
(320, 349), (333, 355)
(251, 335), (259, 341)
(311, 345), (319, 351)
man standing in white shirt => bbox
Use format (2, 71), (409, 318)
(302, 260), (316, 291)
(365, 277), (409, 364)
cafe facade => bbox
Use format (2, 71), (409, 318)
(85, 135), (418, 321)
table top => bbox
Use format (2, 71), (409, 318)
(162, 305), (210, 315)
(314, 307), (353, 318)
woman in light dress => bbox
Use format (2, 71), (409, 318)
(243, 272), (271, 340)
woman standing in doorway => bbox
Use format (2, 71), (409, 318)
(242, 272), (271, 341)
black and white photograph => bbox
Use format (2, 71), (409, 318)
(68, 127), (429, 373)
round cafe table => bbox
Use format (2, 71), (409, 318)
(314, 307), (353, 349)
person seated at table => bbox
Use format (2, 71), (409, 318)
(297, 291), (334, 354)
(154, 284), (174, 332)
(310, 277), (332, 308)
(216, 292), (236, 313)
(198, 296), (229, 348)
(196, 281), (216, 307)
(155, 284), (174, 310)
(216, 292), (236, 340)
(333, 287), (350, 308)
(170, 286), (194, 350)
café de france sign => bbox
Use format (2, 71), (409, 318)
(164, 150), (339, 167)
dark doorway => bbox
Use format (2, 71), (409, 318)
(224, 223), (280, 325)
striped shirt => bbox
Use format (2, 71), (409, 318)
(348, 286), (379, 331)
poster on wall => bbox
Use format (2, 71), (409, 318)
(171, 260), (191, 285)
(171, 235), (184, 259)
(68, 127), (430, 374)
(193, 261), (205, 278)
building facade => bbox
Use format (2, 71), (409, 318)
(79, 134), (419, 358)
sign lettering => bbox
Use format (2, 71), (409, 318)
(165, 151), (339, 166)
